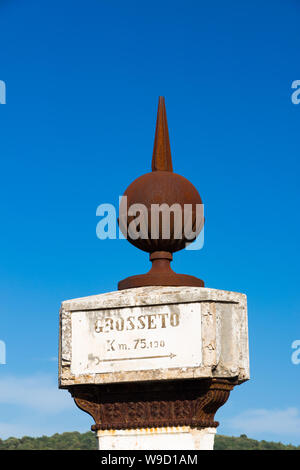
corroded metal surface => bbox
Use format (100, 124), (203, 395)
(70, 378), (236, 431)
(118, 97), (204, 290)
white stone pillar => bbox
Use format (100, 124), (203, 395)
(97, 427), (216, 450)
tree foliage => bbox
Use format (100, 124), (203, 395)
(214, 434), (300, 450)
(0, 432), (97, 450)
(0, 431), (298, 450)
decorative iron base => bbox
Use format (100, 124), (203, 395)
(69, 378), (236, 431)
(118, 251), (204, 290)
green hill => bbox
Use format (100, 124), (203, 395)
(0, 431), (298, 450)
(214, 434), (299, 450)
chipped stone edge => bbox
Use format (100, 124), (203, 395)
(61, 286), (246, 311)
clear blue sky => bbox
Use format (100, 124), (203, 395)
(0, 0), (300, 444)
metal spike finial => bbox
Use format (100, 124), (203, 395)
(151, 96), (173, 172)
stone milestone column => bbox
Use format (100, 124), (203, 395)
(59, 97), (249, 450)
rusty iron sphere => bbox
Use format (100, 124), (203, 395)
(119, 170), (203, 254)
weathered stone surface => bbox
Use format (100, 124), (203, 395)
(59, 286), (249, 387)
(71, 303), (202, 375)
(97, 426), (217, 451)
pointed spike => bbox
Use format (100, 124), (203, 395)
(151, 96), (173, 172)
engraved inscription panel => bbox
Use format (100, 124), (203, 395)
(71, 303), (202, 375)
